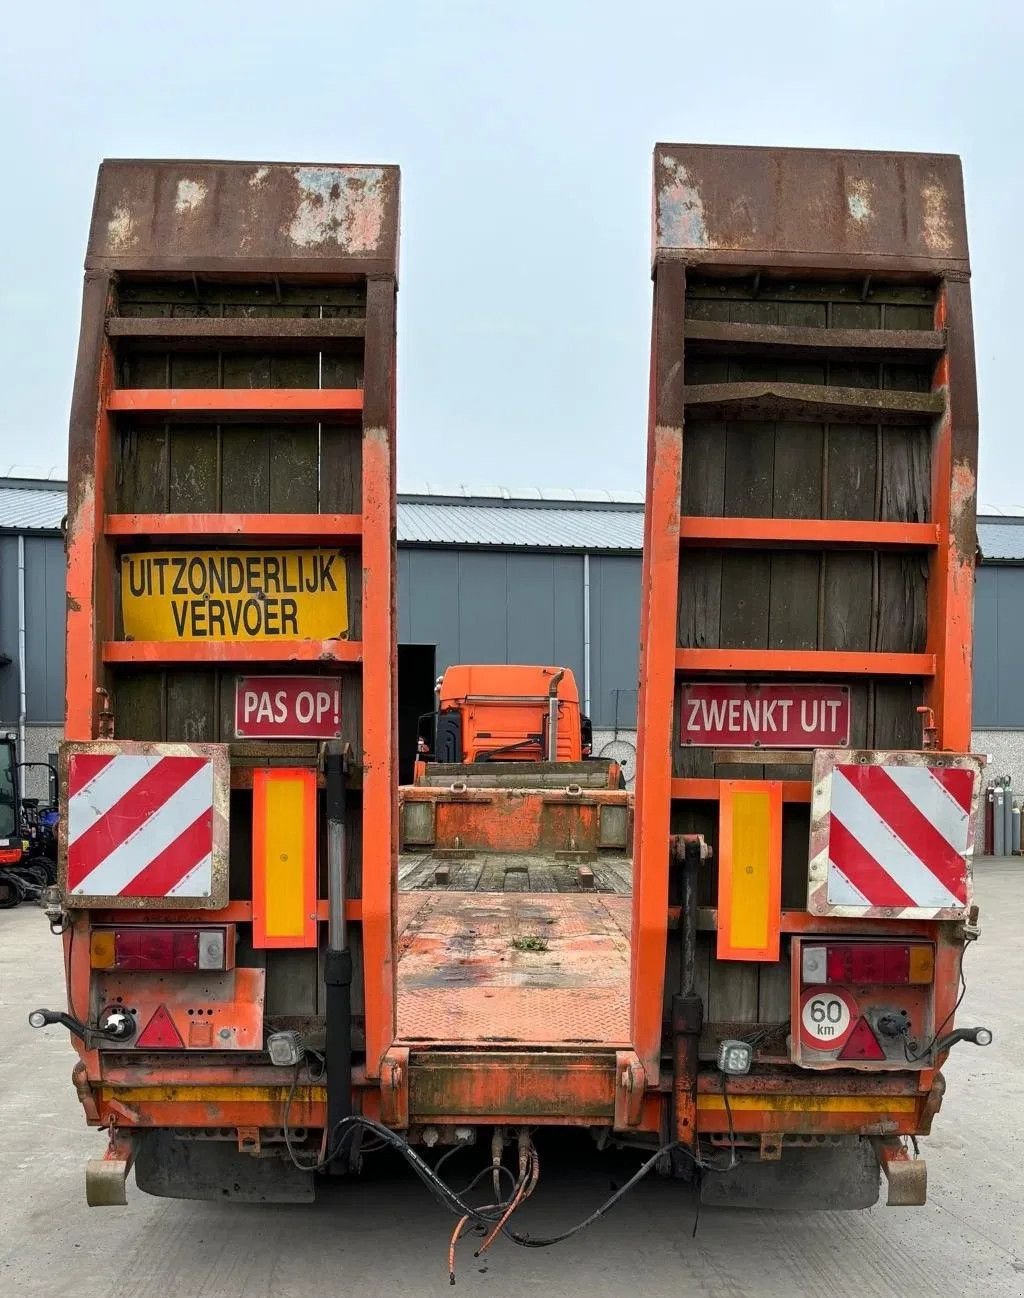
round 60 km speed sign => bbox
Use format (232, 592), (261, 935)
(799, 987), (857, 1051)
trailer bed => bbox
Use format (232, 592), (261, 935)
(398, 851), (632, 894)
(395, 890), (632, 1044)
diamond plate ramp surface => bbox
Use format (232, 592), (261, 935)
(395, 892), (632, 1045)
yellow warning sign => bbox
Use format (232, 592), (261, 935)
(121, 550), (349, 642)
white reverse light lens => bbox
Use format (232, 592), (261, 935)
(717, 1039), (753, 1075)
(802, 945), (827, 984)
(197, 930), (226, 970)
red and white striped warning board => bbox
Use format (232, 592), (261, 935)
(807, 750), (983, 920)
(61, 742), (229, 907)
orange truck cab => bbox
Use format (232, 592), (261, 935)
(424, 663), (585, 765)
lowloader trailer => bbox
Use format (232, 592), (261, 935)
(33, 146), (990, 1274)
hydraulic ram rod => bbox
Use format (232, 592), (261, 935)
(324, 741), (352, 1166)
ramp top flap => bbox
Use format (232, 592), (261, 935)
(653, 143), (968, 274)
(87, 158), (400, 274)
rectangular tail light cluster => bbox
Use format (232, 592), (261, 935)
(802, 941), (933, 986)
(90, 926), (234, 972)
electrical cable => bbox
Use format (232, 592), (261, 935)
(280, 1060), (745, 1278)
(904, 940), (969, 1063)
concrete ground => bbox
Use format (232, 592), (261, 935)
(1, 862), (1022, 1298)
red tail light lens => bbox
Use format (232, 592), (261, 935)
(0, 847), (23, 865)
(116, 929), (198, 970)
(90, 926), (230, 971)
(803, 942), (933, 986)
(826, 944), (909, 984)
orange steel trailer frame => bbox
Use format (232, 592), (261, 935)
(57, 150), (976, 1199)
(632, 144), (977, 1089)
(63, 160), (400, 1113)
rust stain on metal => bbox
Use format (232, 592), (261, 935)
(949, 457), (977, 560)
(921, 180), (954, 254)
(106, 204), (138, 252)
(288, 166), (386, 252)
(846, 178), (873, 223)
(86, 160), (400, 270)
(653, 144), (969, 270)
(657, 156), (708, 248)
(174, 178), (208, 214)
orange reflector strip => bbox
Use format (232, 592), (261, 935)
(89, 929), (116, 969)
(838, 1017), (886, 1062)
(135, 1004), (184, 1049)
(908, 944), (935, 984)
(252, 768), (317, 949)
(716, 780), (783, 962)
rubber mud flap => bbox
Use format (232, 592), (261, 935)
(699, 1139), (880, 1211)
(135, 1131), (315, 1203)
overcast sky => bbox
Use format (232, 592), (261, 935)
(2, 1), (1020, 504)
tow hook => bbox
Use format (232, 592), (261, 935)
(935, 1025), (993, 1054)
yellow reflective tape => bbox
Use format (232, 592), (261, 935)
(253, 768), (317, 949)
(99, 1085), (326, 1103)
(263, 774), (308, 939)
(728, 791), (772, 949)
(120, 549), (348, 642)
(697, 1095), (916, 1114)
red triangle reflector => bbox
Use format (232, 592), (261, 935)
(838, 1016), (886, 1062)
(136, 1004), (184, 1049)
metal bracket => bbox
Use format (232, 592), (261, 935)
(72, 1061), (101, 1123)
(759, 1133), (784, 1161)
(614, 1050), (646, 1129)
(871, 1136), (927, 1206)
(379, 1046), (410, 1129)
(918, 1072), (946, 1135)
(237, 1126), (261, 1155)
(85, 1128), (136, 1207)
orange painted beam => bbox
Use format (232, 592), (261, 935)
(107, 388), (364, 413)
(924, 283), (977, 752)
(679, 516), (939, 549)
(90, 899), (362, 925)
(631, 259), (687, 1081)
(676, 648), (935, 676)
(359, 277), (399, 1079)
(672, 777), (812, 803)
(669, 907), (940, 937)
(103, 639), (361, 665)
(104, 513), (362, 542)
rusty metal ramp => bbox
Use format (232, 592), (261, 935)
(395, 892), (632, 1046)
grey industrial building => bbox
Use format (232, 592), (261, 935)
(1, 474), (1022, 797)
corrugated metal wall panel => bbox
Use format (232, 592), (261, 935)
(398, 549), (634, 726)
(404, 550), (461, 663)
(972, 566), (999, 727)
(458, 553), (509, 661)
(552, 556), (586, 701)
(0, 536), (19, 722)
(588, 556), (641, 728)
(24, 537), (65, 724)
